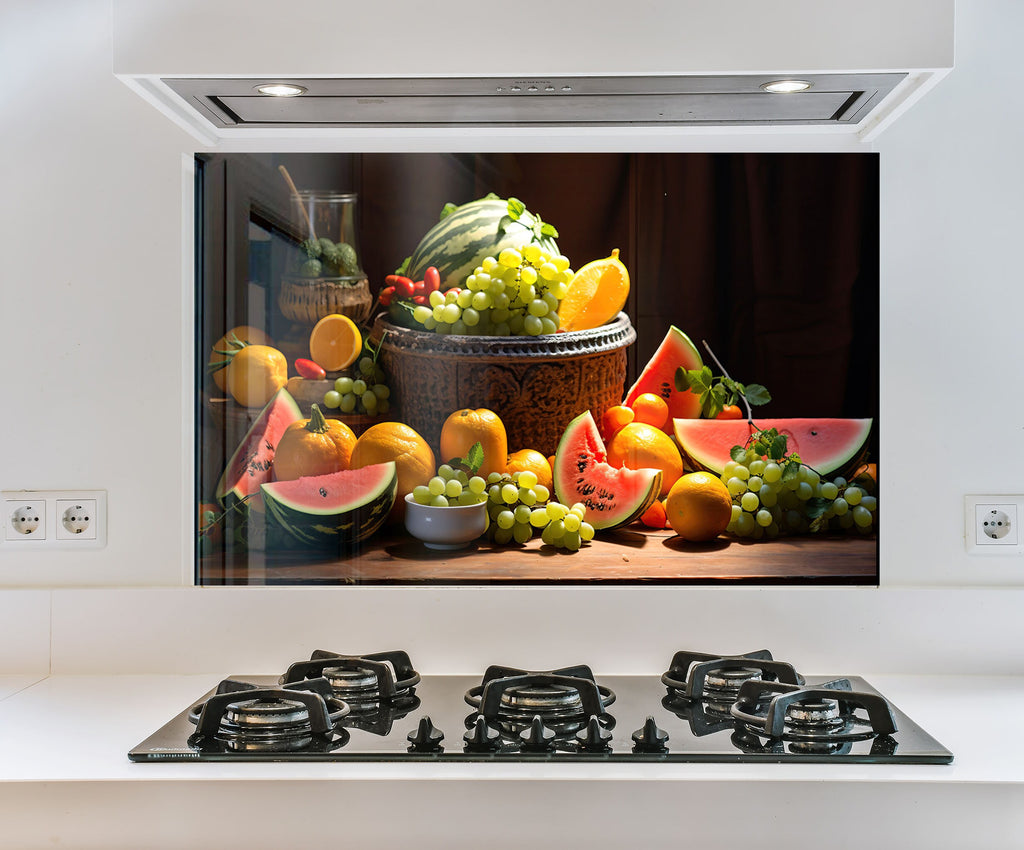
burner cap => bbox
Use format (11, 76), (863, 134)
(224, 697), (310, 730)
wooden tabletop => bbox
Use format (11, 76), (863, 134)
(201, 526), (877, 586)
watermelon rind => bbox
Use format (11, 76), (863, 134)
(261, 461), (397, 549)
(672, 418), (873, 477)
(216, 388), (302, 507)
(553, 410), (662, 531)
(405, 199), (559, 291)
(624, 326), (704, 428)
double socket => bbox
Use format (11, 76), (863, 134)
(2, 490), (107, 549)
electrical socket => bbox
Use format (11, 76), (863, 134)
(964, 495), (1024, 556)
(0, 490), (106, 549)
(4, 500), (46, 541)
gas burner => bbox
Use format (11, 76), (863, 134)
(187, 677), (350, 753)
(730, 677), (899, 745)
(661, 649), (804, 709)
(465, 665), (616, 737)
(280, 650), (421, 711)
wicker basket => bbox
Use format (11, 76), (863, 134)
(373, 313), (636, 457)
(278, 276), (373, 325)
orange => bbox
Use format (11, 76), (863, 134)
(209, 326), (274, 393)
(558, 249), (630, 332)
(606, 422), (683, 498)
(439, 408), (508, 478)
(665, 472), (733, 542)
(600, 404), (635, 440)
(273, 404), (357, 482)
(630, 393), (669, 429)
(349, 422), (435, 520)
(225, 344), (288, 408)
(309, 314), (362, 372)
(506, 449), (553, 491)
(638, 498), (669, 529)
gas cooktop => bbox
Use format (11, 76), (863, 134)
(128, 649), (953, 764)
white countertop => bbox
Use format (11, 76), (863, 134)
(0, 673), (1022, 848)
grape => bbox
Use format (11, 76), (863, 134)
(747, 476), (763, 492)
(845, 487), (864, 506)
(517, 470), (538, 489)
(733, 465), (750, 481)
(762, 463), (782, 484)
(428, 477), (446, 497)
(563, 513), (581, 533)
(445, 479), (463, 499)
(501, 484), (519, 504)
(852, 506), (873, 527)
(861, 495), (878, 511)
(727, 477), (748, 496)
(749, 460), (766, 476)
(493, 526), (514, 545)
(361, 391), (378, 412)
(468, 476), (487, 495)
(756, 509), (773, 527)
(335, 376), (353, 394)
(456, 290), (473, 308)
(820, 481), (839, 500)
(323, 390), (341, 409)
(518, 487), (537, 506)
(359, 357), (374, 376)
(540, 317), (558, 335)
(351, 379), (367, 396)
(546, 502), (568, 521)
(430, 495), (449, 508)
(513, 522), (533, 544)
(534, 484), (550, 502)
(412, 485), (431, 505)
(796, 482), (814, 500)
(497, 510), (515, 530)
(372, 384), (390, 400)
(740, 492), (760, 512)
(413, 305), (432, 324)
(462, 307), (481, 327)
(513, 504), (532, 525)
(579, 522), (595, 542)
(339, 393), (357, 413)
(529, 508), (549, 528)
(736, 512), (755, 536)
(524, 315), (544, 336)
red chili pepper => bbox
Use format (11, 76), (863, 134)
(424, 267), (441, 292)
(294, 358), (326, 380)
(384, 274), (402, 286)
(395, 276), (415, 297)
(412, 295), (428, 305)
(379, 285), (396, 307)
(414, 280), (425, 292)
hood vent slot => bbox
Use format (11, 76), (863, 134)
(165, 74), (905, 129)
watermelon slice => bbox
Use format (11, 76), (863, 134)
(553, 411), (662, 530)
(673, 418), (873, 477)
(216, 388), (302, 506)
(261, 462), (398, 549)
(625, 326), (703, 429)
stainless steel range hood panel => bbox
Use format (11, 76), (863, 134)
(165, 74), (904, 129)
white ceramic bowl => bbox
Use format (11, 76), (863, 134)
(403, 493), (488, 550)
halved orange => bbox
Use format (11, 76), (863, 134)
(309, 314), (362, 372)
(558, 249), (630, 332)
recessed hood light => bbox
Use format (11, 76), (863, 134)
(760, 80), (813, 93)
(255, 83), (307, 97)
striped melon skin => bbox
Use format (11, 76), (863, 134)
(406, 199), (559, 291)
(261, 462), (397, 549)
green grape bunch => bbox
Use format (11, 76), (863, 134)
(321, 337), (391, 416)
(722, 428), (877, 540)
(407, 244), (575, 337)
(483, 469), (594, 552)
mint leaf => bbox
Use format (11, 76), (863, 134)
(744, 384), (772, 406)
(507, 197), (526, 220)
(540, 221), (559, 239)
(439, 202), (458, 221)
(395, 256), (410, 275)
(496, 214), (513, 236)
(804, 497), (830, 520)
(464, 442), (485, 474)
(730, 445), (748, 462)
(674, 367), (693, 392)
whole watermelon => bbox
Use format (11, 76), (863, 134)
(405, 197), (559, 291)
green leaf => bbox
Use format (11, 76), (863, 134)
(782, 460), (802, 482)
(770, 434), (788, 460)
(439, 202), (458, 221)
(507, 197), (526, 220)
(540, 221), (559, 239)
(804, 497), (831, 520)
(496, 214), (513, 236)
(674, 367), (693, 392)
(744, 384), (772, 406)
(730, 445), (748, 462)
(463, 442), (485, 475)
(395, 256), (411, 275)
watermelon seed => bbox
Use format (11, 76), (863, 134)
(319, 487), (328, 498)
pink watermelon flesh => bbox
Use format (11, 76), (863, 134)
(216, 388), (302, 505)
(261, 462), (397, 548)
(553, 410), (662, 530)
(672, 418), (873, 476)
(625, 325), (704, 429)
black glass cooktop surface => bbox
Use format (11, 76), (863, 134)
(129, 673), (953, 764)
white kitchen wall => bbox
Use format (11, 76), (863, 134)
(1, 1), (1023, 672)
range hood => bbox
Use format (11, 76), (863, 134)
(113, 0), (953, 146)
